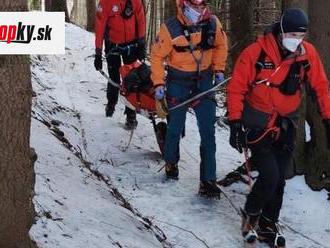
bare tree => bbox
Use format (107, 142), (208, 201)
(282, 0), (308, 11)
(45, 0), (70, 22)
(28, 0), (41, 10)
(86, 0), (96, 32)
(70, 0), (87, 28)
(164, 0), (176, 20)
(0, 2), (37, 248)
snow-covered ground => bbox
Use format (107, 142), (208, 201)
(30, 23), (330, 248)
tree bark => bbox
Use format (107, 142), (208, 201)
(45, 0), (70, 22)
(164, 0), (176, 20)
(86, 0), (96, 32)
(70, 0), (87, 28)
(229, 0), (253, 68)
(28, 0), (41, 10)
(0, 2), (37, 248)
(282, 0), (308, 11)
(229, 0), (280, 69)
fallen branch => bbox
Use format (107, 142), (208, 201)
(155, 219), (210, 248)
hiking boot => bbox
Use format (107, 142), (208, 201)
(241, 209), (259, 245)
(105, 103), (115, 117)
(125, 112), (138, 130)
(257, 215), (286, 248)
(165, 163), (179, 180)
(198, 180), (222, 198)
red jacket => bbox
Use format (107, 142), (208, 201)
(95, 0), (146, 50)
(227, 33), (330, 121)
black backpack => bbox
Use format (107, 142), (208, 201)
(122, 63), (152, 93)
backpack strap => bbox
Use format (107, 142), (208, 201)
(166, 17), (216, 53)
(255, 49), (275, 74)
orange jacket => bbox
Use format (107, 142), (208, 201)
(150, 4), (228, 86)
(227, 33), (330, 121)
(95, 0), (146, 50)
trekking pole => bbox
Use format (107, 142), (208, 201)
(168, 77), (232, 112)
(98, 70), (121, 89)
(98, 70), (137, 112)
(243, 147), (253, 192)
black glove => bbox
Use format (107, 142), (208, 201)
(94, 48), (103, 71)
(229, 120), (246, 153)
(137, 38), (146, 61)
(324, 119), (330, 149)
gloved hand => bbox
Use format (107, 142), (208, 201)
(154, 85), (167, 119)
(324, 119), (330, 149)
(229, 120), (246, 153)
(214, 72), (225, 85)
(154, 85), (165, 100)
(94, 48), (103, 71)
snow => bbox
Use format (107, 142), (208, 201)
(30, 121), (163, 248)
(30, 23), (330, 248)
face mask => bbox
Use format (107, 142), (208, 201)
(280, 15), (304, 53)
(282, 37), (303, 52)
(183, 4), (201, 24)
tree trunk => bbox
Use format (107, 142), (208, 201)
(303, 0), (330, 190)
(229, 0), (254, 68)
(70, 0), (87, 28)
(164, 0), (176, 20)
(0, 2), (37, 248)
(45, 0), (70, 22)
(28, 0), (41, 10)
(45, 0), (51, 10)
(209, 0), (223, 16)
(282, 0), (308, 11)
(229, 0), (280, 69)
(86, 0), (95, 32)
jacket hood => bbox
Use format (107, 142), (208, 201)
(256, 32), (308, 66)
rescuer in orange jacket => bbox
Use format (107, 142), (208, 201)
(94, 0), (146, 129)
(151, 0), (228, 197)
(227, 8), (330, 246)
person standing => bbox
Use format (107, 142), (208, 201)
(94, 0), (146, 129)
(227, 8), (330, 247)
(151, 0), (228, 197)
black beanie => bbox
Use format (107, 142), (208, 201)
(281, 8), (309, 33)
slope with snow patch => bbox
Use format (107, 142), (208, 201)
(30, 23), (330, 248)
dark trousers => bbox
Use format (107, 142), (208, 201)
(244, 117), (295, 222)
(105, 46), (136, 116)
(164, 69), (217, 181)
